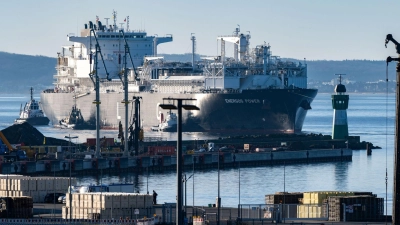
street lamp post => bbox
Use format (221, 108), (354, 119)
(183, 174), (193, 219)
(147, 167), (149, 194)
(283, 161), (286, 223)
(192, 156), (195, 217)
(6, 163), (10, 219)
(159, 98), (199, 225)
(65, 134), (78, 221)
(238, 161), (241, 219)
(217, 152), (221, 225)
(53, 163), (56, 218)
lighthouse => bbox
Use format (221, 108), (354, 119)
(332, 74), (349, 139)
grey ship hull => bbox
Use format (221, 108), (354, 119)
(40, 88), (317, 134)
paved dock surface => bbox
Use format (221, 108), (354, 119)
(29, 204), (390, 224)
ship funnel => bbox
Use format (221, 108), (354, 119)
(98, 21), (103, 30)
(89, 21), (93, 29)
(93, 24), (97, 30)
(84, 24), (88, 29)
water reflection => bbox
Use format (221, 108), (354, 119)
(334, 162), (349, 190)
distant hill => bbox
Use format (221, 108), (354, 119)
(0, 51), (55, 93)
(0, 51), (396, 94)
(295, 59), (394, 83)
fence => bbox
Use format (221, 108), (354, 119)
(0, 217), (158, 225)
(238, 204), (328, 222)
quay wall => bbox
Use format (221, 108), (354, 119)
(0, 149), (352, 176)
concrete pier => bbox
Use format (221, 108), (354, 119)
(1, 148), (352, 176)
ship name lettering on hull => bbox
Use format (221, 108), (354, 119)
(225, 99), (260, 103)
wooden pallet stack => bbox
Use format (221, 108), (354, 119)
(63, 192), (154, 219)
(0, 175), (76, 203)
(297, 191), (354, 218)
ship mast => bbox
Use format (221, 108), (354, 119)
(112, 10), (117, 30)
(30, 87), (33, 101)
(191, 33), (196, 72)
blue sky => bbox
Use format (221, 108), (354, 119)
(0, 0), (398, 60)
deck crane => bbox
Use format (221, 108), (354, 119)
(88, 27), (111, 158)
(118, 29), (141, 156)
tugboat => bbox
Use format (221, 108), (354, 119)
(59, 105), (95, 130)
(14, 87), (49, 125)
(151, 110), (177, 132)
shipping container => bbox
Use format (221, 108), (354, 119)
(147, 146), (175, 156)
(86, 138), (115, 147)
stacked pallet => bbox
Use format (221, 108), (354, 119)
(0, 196), (33, 218)
(0, 175), (76, 203)
(328, 195), (383, 222)
(63, 192), (153, 219)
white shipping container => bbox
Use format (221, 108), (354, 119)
(121, 194), (129, 202)
(37, 180), (46, 191)
(19, 190), (30, 197)
(29, 179), (36, 191)
(19, 179), (30, 191)
(45, 180), (54, 191)
(146, 195), (152, 207)
(128, 195), (137, 206)
(121, 201), (129, 208)
(137, 194), (145, 208)
(112, 193), (121, 202)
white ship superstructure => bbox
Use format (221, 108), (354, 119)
(55, 11), (172, 94)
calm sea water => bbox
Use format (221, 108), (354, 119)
(0, 93), (396, 214)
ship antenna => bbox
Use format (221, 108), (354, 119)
(154, 34), (158, 56)
(191, 33), (196, 72)
(126, 16), (129, 32)
(112, 10), (117, 31)
(335, 73), (345, 85)
(104, 18), (110, 30)
(30, 87), (33, 101)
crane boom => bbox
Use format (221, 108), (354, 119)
(0, 131), (13, 151)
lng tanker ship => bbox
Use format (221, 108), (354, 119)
(40, 12), (318, 134)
